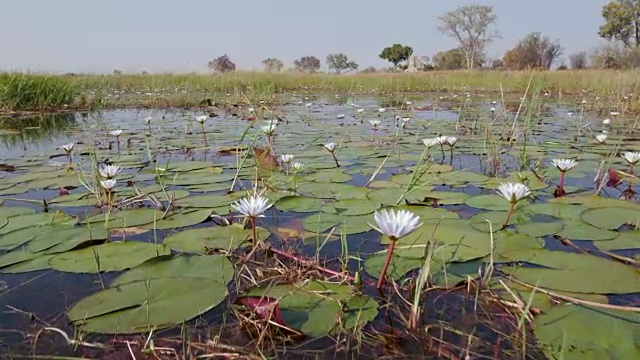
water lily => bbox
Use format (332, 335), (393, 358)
(622, 151), (640, 173)
(378, 107), (386, 113)
(279, 154), (295, 164)
(405, 100), (412, 105)
(610, 111), (620, 117)
(369, 120), (381, 128)
(305, 102), (313, 108)
(62, 143), (74, 163)
(603, 118), (611, 125)
(595, 134), (607, 144)
(552, 159), (578, 190)
(232, 194), (273, 254)
(445, 136), (457, 147)
(100, 178), (117, 190)
(422, 138), (440, 148)
(248, 107), (255, 113)
(369, 209), (422, 289)
(401, 117), (411, 129)
(336, 114), (345, 119)
(357, 108), (365, 113)
(496, 182), (530, 228)
(109, 130), (123, 151)
(490, 107), (496, 113)
(291, 161), (305, 173)
(143, 116), (152, 125)
(99, 164), (121, 179)
(195, 116), (209, 146)
(323, 142), (340, 167)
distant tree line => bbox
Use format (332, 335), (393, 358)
(204, 0), (640, 74)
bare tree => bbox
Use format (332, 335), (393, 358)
(502, 32), (563, 70)
(569, 52), (588, 69)
(207, 55), (236, 73)
(294, 56), (321, 73)
(437, 4), (498, 69)
(262, 58), (284, 72)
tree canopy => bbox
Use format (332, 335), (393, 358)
(326, 53), (358, 74)
(294, 56), (321, 73)
(379, 44), (413, 68)
(598, 0), (640, 47)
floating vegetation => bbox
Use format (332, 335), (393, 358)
(0, 92), (639, 358)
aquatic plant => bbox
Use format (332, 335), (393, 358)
(496, 182), (531, 228)
(369, 209), (422, 289)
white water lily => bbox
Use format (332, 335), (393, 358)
(622, 151), (640, 165)
(143, 116), (152, 125)
(405, 100), (412, 105)
(378, 108), (386, 113)
(357, 108), (365, 113)
(232, 194), (272, 218)
(99, 164), (121, 179)
(305, 102), (313, 108)
(422, 138), (440, 147)
(248, 107), (255, 113)
(552, 159), (579, 172)
(323, 142), (337, 152)
(603, 118), (611, 125)
(61, 143), (74, 153)
(261, 123), (277, 135)
(109, 129), (123, 137)
(595, 134), (607, 144)
(490, 107), (496, 113)
(610, 111), (620, 116)
(100, 179), (117, 190)
(445, 136), (457, 147)
(496, 183), (531, 204)
(291, 161), (306, 172)
(336, 114), (345, 119)
(195, 115), (208, 124)
(279, 154), (295, 164)
(369, 209), (422, 240)
(369, 120), (381, 128)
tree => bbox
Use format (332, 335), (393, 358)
(437, 4), (498, 69)
(502, 32), (563, 70)
(326, 53), (358, 74)
(490, 59), (504, 69)
(598, 0), (640, 47)
(294, 56), (321, 73)
(432, 48), (484, 70)
(262, 58), (284, 72)
(379, 44), (413, 69)
(569, 52), (588, 69)
(207, 55), (236, 73)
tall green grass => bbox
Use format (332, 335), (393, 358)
(0, 73), (77, 111)
(73, 69), (640, 97)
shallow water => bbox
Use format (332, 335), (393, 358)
(1, 95), (639, 357)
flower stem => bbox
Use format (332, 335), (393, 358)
(440, 145), (445, 159)
(502, 203), (515, 229)
(331, 153), (340, 168)
(201, 123), (208, 147)
(560, 171), (566, 189)
(449, 146), (454, 163)
(250, 216), (258, 247)
(376, 238), (397, 290)
(630, 164), (635, 175)
(116, 136), (120, 152)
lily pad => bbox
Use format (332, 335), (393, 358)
(465, 194), (512, 211)
(68, 255), (233, 334)
(242, 280), (378, 338)
(50, 242), (170, 273)
(581, 207), (640, 230)
(276, 196), (326, 213)
(164, 224), (269, 253)
(321, 199), (381, 216)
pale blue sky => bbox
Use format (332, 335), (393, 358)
(1, 0), (610, 73)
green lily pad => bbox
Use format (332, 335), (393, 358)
(164, 224), (269, 253)
(276, 196), (326, 213)
(515, 221), (564, 237)
(50, 242), (170, 273)
(176, 194), (236, 209)
(465, 194), (512, 211)
(581, 207), (640, 230)
(68, 255), (233, 334)
(305, 168), (352, 183)
(594, 231), (640, 251)
(140, 209), (212, 230)
(503, 250), (640, 294)
(243, 280), (378, 338)
(321, 199), (381, 216)
(558, 220), (619, 241)
(534, 304), (640, 360)
(0, 211), (75, 235)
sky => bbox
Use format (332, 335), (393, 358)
(0, 0), (611, 73)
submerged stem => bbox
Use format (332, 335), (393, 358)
(331, 153), (340, 168)
(560, 171), (566, 189)
(377, 238), (397, 290)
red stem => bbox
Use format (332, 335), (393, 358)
(560, 171), (566, 189)
(376, 238), (397, 289)
(267, 245), (357, 282)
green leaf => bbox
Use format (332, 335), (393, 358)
(68, 255), (234, 334)
(243, 280), (378, 338)
(163, 224), (269, 253)
(50, 242), (170, 273)
(581, 207), (640, 230)
(534, 304), (640, 360)
(276, 196), (326, 213)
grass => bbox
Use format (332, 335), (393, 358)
(2, 69), (640, 112)
(0, 73), (77, 111)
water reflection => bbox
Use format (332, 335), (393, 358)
(0, 113), (77, 152)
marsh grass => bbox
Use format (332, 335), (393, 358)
(4, 69), (640, 112)
(0, 73), (76, 111)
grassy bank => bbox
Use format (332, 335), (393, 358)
(2, 69), (640, 112)
(0, 73), (77, 112)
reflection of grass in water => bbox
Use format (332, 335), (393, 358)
(0, 113), (77, 149)
(0, 73), (76, 111)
